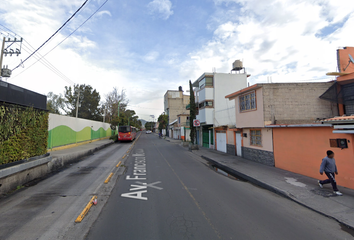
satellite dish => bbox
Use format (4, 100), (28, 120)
(349, 54), (354, 63)
(344, 54), (354, 71)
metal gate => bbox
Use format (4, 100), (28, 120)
(202, 127), (213, 148)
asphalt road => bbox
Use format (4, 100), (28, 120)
(0, 141), (131, 240)
(86, 134), (353, 240)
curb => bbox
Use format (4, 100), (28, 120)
(201, 155), (354, 231)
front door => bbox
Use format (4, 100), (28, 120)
(236, 132), (242, 157)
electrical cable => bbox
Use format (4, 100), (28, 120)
(11, 0), (89, 71)
(1, 27), (75, 85)
(12, 0), (109, 79)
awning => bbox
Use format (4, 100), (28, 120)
(319, 82), (354, 104)
(169, 119), (178, 126)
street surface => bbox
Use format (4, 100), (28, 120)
(86, 134), (353, 240)
(0, 141), (131, 240)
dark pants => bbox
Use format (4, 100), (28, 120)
(320, 172), (338, 191)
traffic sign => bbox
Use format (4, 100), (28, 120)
(193, 119), (200, 127)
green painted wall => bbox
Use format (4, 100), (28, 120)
(48, 125), (112, 149)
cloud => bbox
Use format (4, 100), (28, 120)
(143, 51), (160, 62)
(96, 10), (112, 18)
(180, 0), (354, 84)
(147, 0), (173, 20)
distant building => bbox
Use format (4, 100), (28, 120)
(164, 86), (190, 137)
(191, 69), (248, 151)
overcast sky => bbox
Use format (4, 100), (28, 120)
(0, 0), (353, 120)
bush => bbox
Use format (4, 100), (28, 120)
(0, 104), (48, 165)
(110, 134), (118, 142)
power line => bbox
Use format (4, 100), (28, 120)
(1, 25), (75, 85)
(11, 0), (89, 71)
(12, 0), (109, 79)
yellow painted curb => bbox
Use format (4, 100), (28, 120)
(47, 137), (110, 152)
(75, 195), (97, 223)
(104, 173), (114, 184)
(122, 154), (127, 159)
(116, 161), (122, 168)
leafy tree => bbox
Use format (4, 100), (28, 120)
(103, 87), (129, 127)
(158, 112), (168, 132)
(64, 84), (102, 121)
(47, 92), (64, 114)
(145, 121), (155, 130)
(189, 80), (197, 144)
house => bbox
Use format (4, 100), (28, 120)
(177, 113), (190, 141)
(164, 86), (190, 137)
(225, 82), (337, 166)
(191, 66), (248, 151)
(265, 47), (354, 190)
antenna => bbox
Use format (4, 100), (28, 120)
(343, 54), (354, 71)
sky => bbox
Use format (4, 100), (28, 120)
(0, 0), (354, 121)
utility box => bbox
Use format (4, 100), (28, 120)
(1, 68), (12, 77)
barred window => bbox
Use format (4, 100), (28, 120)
(250, 130), (262, 146)
(240, 91), (256, 112)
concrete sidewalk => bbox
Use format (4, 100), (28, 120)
(186, 146), (354, 230)
(50, 139), (113, 161)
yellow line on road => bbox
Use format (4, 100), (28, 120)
(104, 172), (114, 184)
(122, 154), (127, 159)
(116, 161), (122, 168)
(75, 195), (97, 223)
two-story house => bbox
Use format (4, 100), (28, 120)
(192, 69), (248, 150)
(226, 82), (338, 166)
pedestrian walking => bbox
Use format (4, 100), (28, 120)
(318, 150), (343, 196)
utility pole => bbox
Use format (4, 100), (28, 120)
(103, 107), (106, 122)
(0, 37), (5, 78)
(0, 37), (23, 78)
(117, 102), (120, 133)
(76, 89), (80, 118)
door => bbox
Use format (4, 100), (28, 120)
(236, 132), (242, 157)
(203, 130), (209, 148)
(216, 132), (227, 153)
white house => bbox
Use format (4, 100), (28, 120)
(192, 70), (248, 152)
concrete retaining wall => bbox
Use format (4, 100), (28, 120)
(48, 114), (113, 149)
(0, 141), (113, 194)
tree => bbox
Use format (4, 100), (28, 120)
(103, 87), (129, 129)
(145, 121), (155, 130)
(158, 113), (168, 132)
(47, 92), (64, 114)
(189, 80), (197, 144)
(64, 84), (102, 121)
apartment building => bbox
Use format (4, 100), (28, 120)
(164, 86), (190, 137)
(192, 70), (248, 150)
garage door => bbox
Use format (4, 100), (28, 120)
(216, 132), (227, 153)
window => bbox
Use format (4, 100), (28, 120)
(198, 100), (213, 109)
(205, 77), (213, 86)
(330, 139), (348, 148)
(250, 129), (262, 146)
(199, 77), (213, 89)
(240, 91), (256, 112)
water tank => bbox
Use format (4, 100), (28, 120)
(232, 60), (243, 71)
